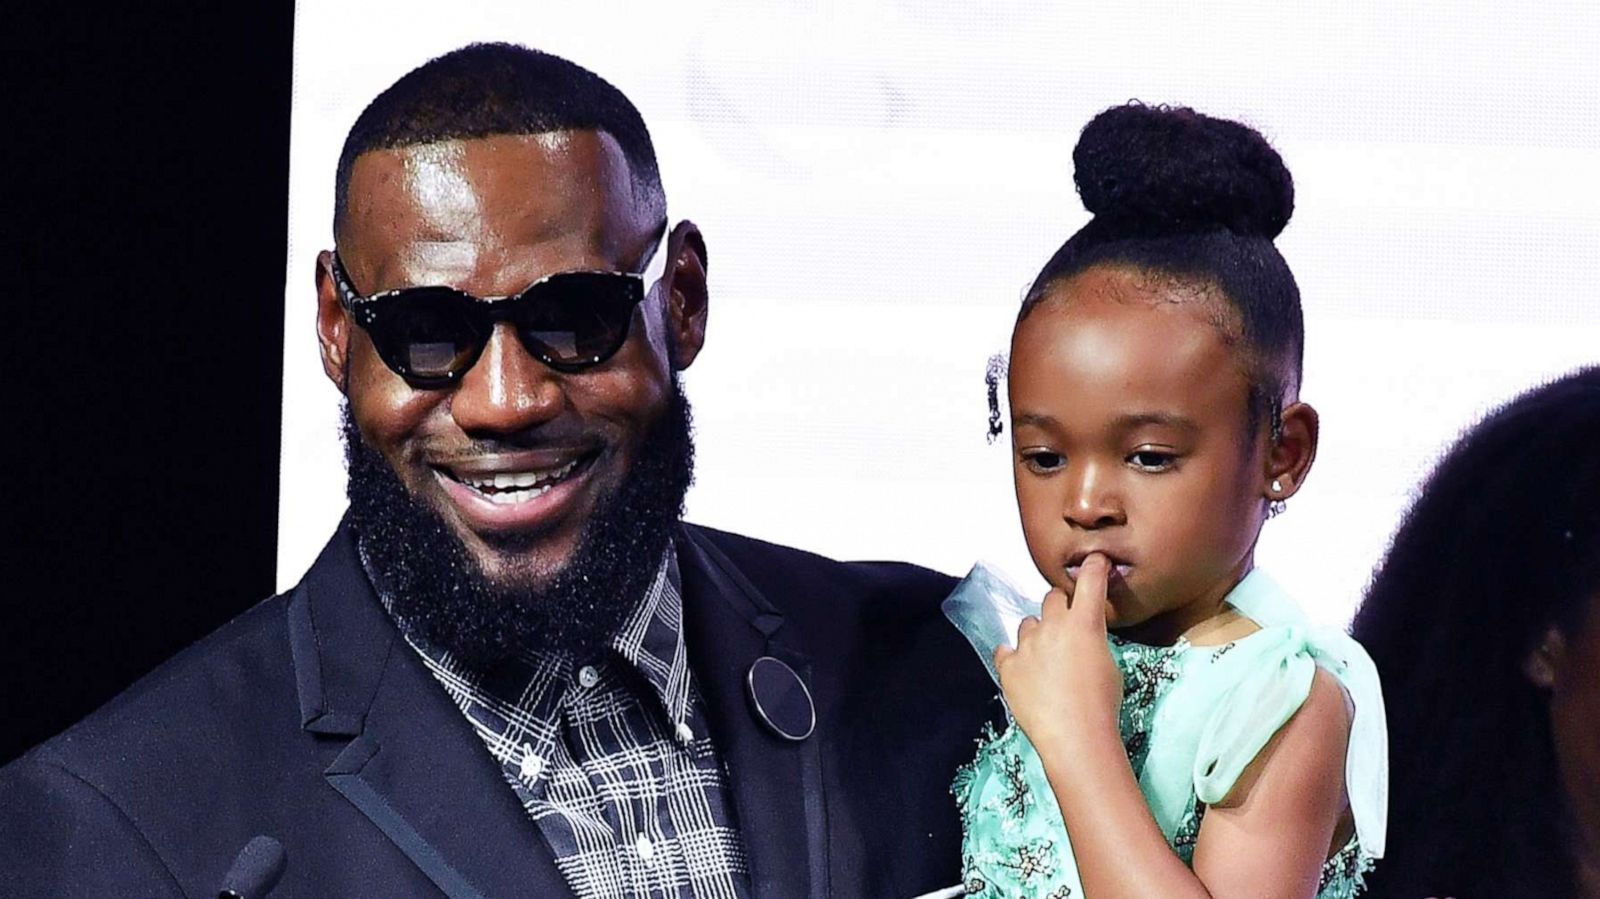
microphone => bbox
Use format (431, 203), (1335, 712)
(217, 835), (286, 899)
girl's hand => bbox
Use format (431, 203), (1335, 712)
(993, 553), (1123, 750)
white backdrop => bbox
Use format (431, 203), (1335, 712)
(279, 1), (1600, 627)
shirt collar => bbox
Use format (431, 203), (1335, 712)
(363, 543), (692, 729)
(607, 550), (693, 728)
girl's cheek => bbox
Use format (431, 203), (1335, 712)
(1015, 493), (1047, 541)
(1017, 514), (1065, 588)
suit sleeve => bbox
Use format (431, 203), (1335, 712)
(0, 756), (188, 898)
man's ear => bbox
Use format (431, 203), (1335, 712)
(1264, 400), (1319, 503)
(315, 250), (351, 394)
(1524, 627), (1567, 690)
(659, 220), (708, 370)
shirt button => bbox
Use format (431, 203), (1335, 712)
(518, 746), (544, 782)
(578, 665), (600, 688)
(635, 834), (656, 862)
(674, 721), (695, 744)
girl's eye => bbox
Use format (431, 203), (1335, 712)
(1128, 449), (1177, 471)
(1021, 450), (1065, 473)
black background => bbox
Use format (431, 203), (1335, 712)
(6, 5), (295, 763)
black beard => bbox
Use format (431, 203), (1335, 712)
(341, 384), (695, 669)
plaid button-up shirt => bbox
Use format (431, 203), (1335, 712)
(391, 552), (751, 899)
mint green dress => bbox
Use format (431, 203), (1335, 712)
(943, 566), (1387, 898)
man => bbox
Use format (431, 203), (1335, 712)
(0, 43), (994, 898)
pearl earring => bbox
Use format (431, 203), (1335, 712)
(1268, 479), (1287, 518)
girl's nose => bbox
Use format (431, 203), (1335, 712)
(1063, 462), (1126, 529)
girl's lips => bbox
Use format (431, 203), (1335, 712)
(1066, 562), (1133, 581)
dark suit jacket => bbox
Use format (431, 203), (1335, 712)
(0, 522), (996, 898)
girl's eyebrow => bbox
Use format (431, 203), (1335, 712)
(1010, 411), (1199, 433)
(1115, 411), (1199, 432)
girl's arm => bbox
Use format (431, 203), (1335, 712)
(1189, 669), (1350, 896)
(996, 554), (1350, 899)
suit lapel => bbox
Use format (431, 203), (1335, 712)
(291, 522), (836, 899)
(677, 527), (828, 899)
(289, 526), (568, 898)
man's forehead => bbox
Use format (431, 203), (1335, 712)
(342, 130), (649, 249)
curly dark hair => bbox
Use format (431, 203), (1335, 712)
(987, 102), (1303, 443)
(1351, 365), (1600, 899)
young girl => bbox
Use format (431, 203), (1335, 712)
(946, 103), (1387, 898)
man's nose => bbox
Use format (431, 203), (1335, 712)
(449, 323), (565, 435)
(1063, 461), (1126, 529)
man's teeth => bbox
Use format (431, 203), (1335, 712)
(457, 460), (579, 502)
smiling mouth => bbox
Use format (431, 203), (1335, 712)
(436, 454), (595, 505)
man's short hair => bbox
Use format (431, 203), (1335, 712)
(333, 42), (665, 239)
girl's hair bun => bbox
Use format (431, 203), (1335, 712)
(1073, 102), (1294, 240)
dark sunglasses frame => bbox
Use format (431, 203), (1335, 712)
(329, 224), (669, 388)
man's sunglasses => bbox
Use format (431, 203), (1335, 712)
(329, 225), (669, 388)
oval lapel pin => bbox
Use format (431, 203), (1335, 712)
(746, 655), (816, 741)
